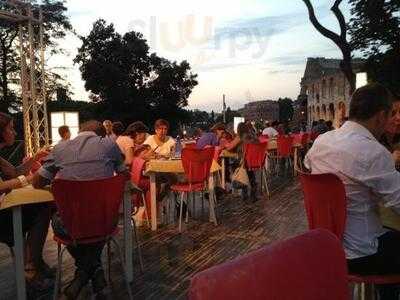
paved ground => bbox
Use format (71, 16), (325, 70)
(0, 175), (307, 300)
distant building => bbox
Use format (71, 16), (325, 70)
(300, 57), (364, 127)
(238, 100), (279, 122)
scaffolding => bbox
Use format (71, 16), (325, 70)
(0, 0), (49, 156)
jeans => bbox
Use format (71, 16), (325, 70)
(347, 230), (400, 300)
(52, 213), (105, 276)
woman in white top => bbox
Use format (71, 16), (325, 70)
(144, 119), (176, 157)
(114, 122), (134, 165)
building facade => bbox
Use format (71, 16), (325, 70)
(238, 100), (279, 122)
(300, 57), (364, 128)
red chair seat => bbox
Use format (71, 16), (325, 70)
(348, 274), (400, 285)
(171, 182), (205, 192)
(53, 227), (120, 245)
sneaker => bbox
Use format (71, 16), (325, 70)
(91, 268), (107, 294)
(64, 269), (90, 300)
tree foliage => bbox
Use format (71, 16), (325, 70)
(0, 0), (72, 112)
(278, 98), (294, 123)
(349, 0), (400, 56)
(348, 0), (400, 95)
(74, 19), (198, 126)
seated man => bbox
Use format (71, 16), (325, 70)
(196, 123), (226, 149)
(305, 83), (400, 300)
(33, 121), (127, 299)
(262, 121), (279, 138)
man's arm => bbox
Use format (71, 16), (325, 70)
(109, 143), (129, 179)
(364, 151), (400, 212)
(32, 152), (59, 189)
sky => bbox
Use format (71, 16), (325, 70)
(49, 0), (351, 112)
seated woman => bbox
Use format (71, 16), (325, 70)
(0, 112), (54, 294)
(225, 122), (259, 202)
(379, 95), (400, 230)
(144, 119), (176, 158)
(381, 95), (400, 164)
(124, 121), (154, 161)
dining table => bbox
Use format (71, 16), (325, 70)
(0, 183), (135, 300)
(145, 159), (221, 231)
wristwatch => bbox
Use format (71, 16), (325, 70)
(17, 175), (29, 187)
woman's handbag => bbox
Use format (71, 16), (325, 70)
(231, 158), (250, 188)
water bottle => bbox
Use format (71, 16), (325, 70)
(175, 135), (182, 158)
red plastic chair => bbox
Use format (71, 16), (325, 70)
(51, 175), (133, 299)
(189, 229), (350, 300)
(310, 131), (320, 141)
(268, 135), (295, 176)
(277, 135), (294, 158)
(131, 157), (150, 225)
(244, 142), (270, 198)
(171, 147), (215, 232)
(184, 143), (197, 149)
(258, 135), (269, 143)
(300, 132), (310, 148)
(299, 172), (400, 298)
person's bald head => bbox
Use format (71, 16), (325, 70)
(80, 120), (106, 137)
(103, 120), (113, 135)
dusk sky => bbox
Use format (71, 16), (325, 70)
(50, 0), (351, 112)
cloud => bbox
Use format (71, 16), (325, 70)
(266, 69), (303, 75)
(266, 56), (307, 66)
(194, 62), (252, 72)
(210, 2), (332, 44)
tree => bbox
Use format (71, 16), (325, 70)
(74, 19), (198, 127)
(302, 0), (356, 93)
(349, 0), (400, 56)
(278, 98), (294, 123)
(0, 0), (72, 112)
(348, 0), (400, 94)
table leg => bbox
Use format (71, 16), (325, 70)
(221, 158), (226, 190)
(149, 173), (157, 231)
(13, 206), (26, 300)
(294, 147), (298, 176)
(208, 174), (217, 225)
(123, 188), (133, 283)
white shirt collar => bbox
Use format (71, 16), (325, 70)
(341, 121), (377, 142)
(78, 131), (98, 137)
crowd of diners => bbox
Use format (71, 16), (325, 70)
(1, 82), (400, 299)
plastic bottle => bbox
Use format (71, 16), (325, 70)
(175, 135), (182, 158)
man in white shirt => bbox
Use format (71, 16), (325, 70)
(262, 121), (279, 137)
(305, 83), (400, 299)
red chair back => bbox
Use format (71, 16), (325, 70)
(52, 175), (127, 242)
(244, 142), (267, 170)
(277, 135), (294, 158)
(299, 173), (347, 240)
(181, 147), (214, 184)
(131, 157), (146, 186)
(258, 135), (269, 143)
(189, 229), (349, 300)
(300, 133), (310, 147)
(310, 132), (320, 141)
(184, 143), (197, 149)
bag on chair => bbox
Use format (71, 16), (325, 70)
(231, 158), (250, 188)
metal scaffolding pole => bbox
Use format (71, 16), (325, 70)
(1, 0), (49, 156)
